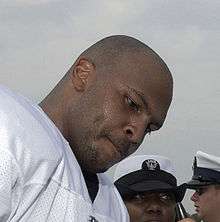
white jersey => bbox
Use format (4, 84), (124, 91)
(0, 85), (129, 222)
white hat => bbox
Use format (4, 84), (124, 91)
(187, 151), (220, 188)
(114, 155), (186, 202)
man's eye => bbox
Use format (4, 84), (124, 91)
(196, 187), (208, 196)
(126, 96), (139, 112)
(134, 194), (144, 201)
(159, 193), (174, 202)
(159, 194), (169, 200)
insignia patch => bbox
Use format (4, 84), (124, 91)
(142, 159), (160, 170)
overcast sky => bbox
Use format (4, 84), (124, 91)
(1, 0), (220, 213)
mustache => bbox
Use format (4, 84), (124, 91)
(105, 134), (140, 159)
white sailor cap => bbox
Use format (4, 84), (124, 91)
(114, 155), (186, 202)
(187, 151), (220, 188)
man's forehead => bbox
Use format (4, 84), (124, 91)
(115, 62), (172, 93)
(123, 79), (171, 119)
(116, 50), (170, 75)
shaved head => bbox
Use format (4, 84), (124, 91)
(81, 35), (158, 60)
(80, 35), (152, 62)
(76, 35), (172, 83)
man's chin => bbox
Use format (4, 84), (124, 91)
(87, 157), (121, 174)
(93, 162), (116, 173)
(95, 163), (112, 173)
(96, 168), (108, 173)
(84, 164), (108, 174)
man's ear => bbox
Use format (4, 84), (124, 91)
(71, 58), (95, 92)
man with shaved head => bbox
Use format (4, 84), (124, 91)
(0, 35), (173, 221)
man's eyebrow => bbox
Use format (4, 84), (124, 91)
(129, 86), (148, 110)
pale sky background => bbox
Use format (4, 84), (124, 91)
(1, 0), (220, 213)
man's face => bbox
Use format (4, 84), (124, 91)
(124, 192), (176, 222)
(191, 185), (220, 221)
(67, 55), (173, 173)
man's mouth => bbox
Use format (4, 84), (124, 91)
(145, 217), (161, 222)
(106, 136), (130, 160)
(107, 132), (140, 154)
(106, 137), (123, 159)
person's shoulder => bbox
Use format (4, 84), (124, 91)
(0, 84), (34, 114)
(0, 84), (18, 107)
(0, 84), (63, 169)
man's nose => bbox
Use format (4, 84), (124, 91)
(145, 203), (162, 215)
(123, 116), (150, 144)
(123, 124), (144, 144)
(191, 191), (198, 202)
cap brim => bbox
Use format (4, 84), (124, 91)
(186, 179), (214, 189)
(129, 180), (186, 202)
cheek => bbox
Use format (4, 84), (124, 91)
(198, 194), (213, 215)
(204, 194), (220, 214)
(162, 206), (176, 222)
(103, 90), (128, 125)
(125, 202), (144, 222)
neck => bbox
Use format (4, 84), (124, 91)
(39, 99), (65, 134)
(39, 76), (70, 136)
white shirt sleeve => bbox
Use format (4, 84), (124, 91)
(0, 149), (21, 221)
